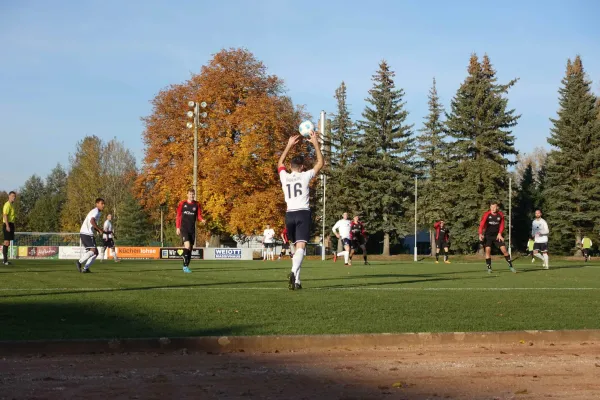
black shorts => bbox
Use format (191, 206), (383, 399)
(436, 240), (449, 249)
(533, 242), (548, 252)
(103, 238), (115, 248)
(264, 242), (275, 249)
(80, 234), (97, 250)
(285, 210), (311, 244)
(282, 242), (290, 250)
(342, 238), (352, 247)
(352, 237), (366, 250)
(483, 234), (506, 249)
(2, 223), (15, 241)
(180, 228), (196, 246)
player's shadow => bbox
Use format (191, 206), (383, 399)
(317, 276), (455, 289)
(516, 264), (587, 273)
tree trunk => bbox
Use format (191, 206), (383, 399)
(574, 231), (583, 257)
(429, 229), (435, 256)
(382, 232), (390, 256)
(208, 234), (221, 248)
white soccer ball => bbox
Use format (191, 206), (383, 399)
(298, 120), (314, 138)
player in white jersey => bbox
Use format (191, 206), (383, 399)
(531, 209), (550, 269)
(278, 131), (323, 290)
(100, 214), (119, 263)
(332, 212), (352, 265)
(77, 198), (106, 273)
(262, 224), (276, 261)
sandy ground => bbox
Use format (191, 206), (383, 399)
(1, 341), (600, 400)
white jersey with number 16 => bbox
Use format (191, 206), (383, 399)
(279, 167), (316, 212)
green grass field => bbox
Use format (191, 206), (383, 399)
(1, 256), (599, 341)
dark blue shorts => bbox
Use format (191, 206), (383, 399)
(285, 210), (311, 244)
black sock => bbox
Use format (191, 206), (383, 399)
(436, 252), (439, 261)
(505, 255), (513, 268)
(2, 245), (7, 263)
(486, 258), (492, 269)
(364, 254), (367, 262)
(184, 248), (191, 266)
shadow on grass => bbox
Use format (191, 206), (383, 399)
(0, 301), (258, 342)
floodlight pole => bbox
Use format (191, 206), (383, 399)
(320, 111), (326, 261)
(509, 176), (512, 257)
(193, 102), (199, 196)
(414, 176), (418, 262)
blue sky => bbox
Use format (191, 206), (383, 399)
(1, 0), (599, 190)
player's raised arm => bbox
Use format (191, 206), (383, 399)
(308, 130), (324, 175)
(278, 135), (300, 169)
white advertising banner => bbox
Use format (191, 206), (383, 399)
(203, 247), (254, 261)
(59, 246), (84, 260)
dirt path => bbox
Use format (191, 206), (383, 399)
(2, 341), (599, 399)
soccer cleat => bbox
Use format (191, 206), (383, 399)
(333, 253), (337, 263)
(3, 261), (11, 266)
(294, 283), (303, 290)
(82, 268), (92, 273)
(444, 260), (451, 264)
(76, 261), (82, 272)
(531, 258), (535, 263)
(435, 260), (439, 264)
(348, 261), (352, 266)
(288, 272), (295, 290)
(487, 267), (493, 274)
(364, 261), (370, 265)
(183, 266), (192, 273)
(510, 267), (517, 273)
(543, 265), (549, 270)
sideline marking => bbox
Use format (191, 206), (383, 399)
(0, 287), (599, 292)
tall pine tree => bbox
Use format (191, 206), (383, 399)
(323, 82), (360, 250)
(545, 56), (600, 254)
(512, 163), (536, 251)
(355, 61), (415, 255)
(445, 54), (519, 253)
(415, 78), (450, 252)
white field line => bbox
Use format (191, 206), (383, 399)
(0, 287), (599, 292)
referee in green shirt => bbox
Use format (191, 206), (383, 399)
(3, 191), (16, 265)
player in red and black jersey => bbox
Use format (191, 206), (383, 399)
(176, 188), (204, 273)
(433, 220), (451, 264)
(349, 215), (369, 265)
(279, 227), (292, 259)
(478, 201), (515, 274)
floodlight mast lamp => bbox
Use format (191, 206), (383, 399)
(186, 101), (208, 197)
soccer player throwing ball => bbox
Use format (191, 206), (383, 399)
(278, 131), (323, 290)
(478, 202), (516, 274)
(531, 210), (550, 269)
(176, 189), (204, 273)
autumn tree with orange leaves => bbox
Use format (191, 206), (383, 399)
(138, 48), (308, 243)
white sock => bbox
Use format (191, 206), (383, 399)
(100, 247), (106, 260)
(535, 253), (544, 261)
(291, 248), (305, 283)
(85, 254), (97, 269)
(79, 250), (95, 264)
(543, 253), (549, 266)
(113, 248), (119, 261)
(344, 250), (349, 264)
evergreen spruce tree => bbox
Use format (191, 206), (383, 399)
(117, 192), (152, 246)
(355, 61), (415, 255)
(445, 54), (519, 253)
(323, 82), (360, 251)
(512, 163), (536, 251)
(415, 78), (451, 252)
(545, 56), (600, 254)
